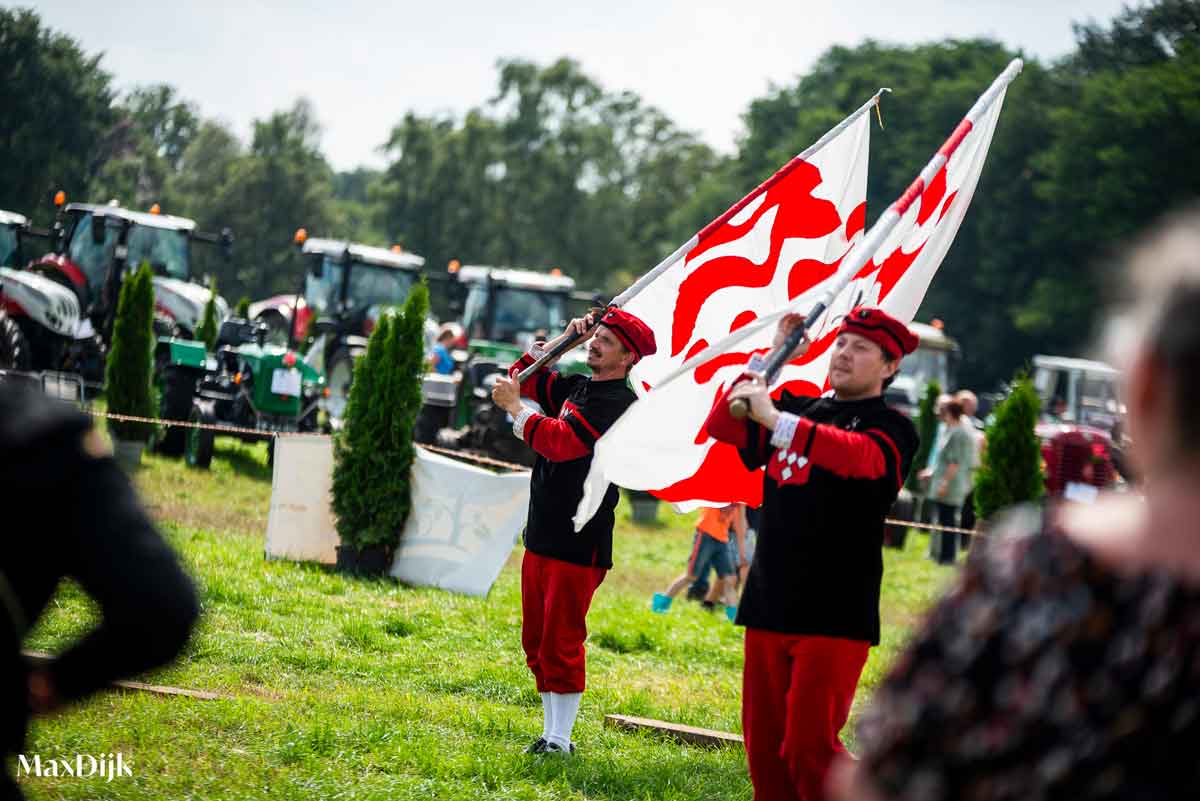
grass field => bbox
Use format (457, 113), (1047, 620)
(17, 434), (959, 800)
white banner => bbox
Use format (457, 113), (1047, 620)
(265, 437), (530, 597)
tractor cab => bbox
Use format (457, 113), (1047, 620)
(1031, 355), (1127, 498)
(30, 199), (233, 340)
(884, 320), (961, 418)
(452, 265), (589, 369)
(251, 231), (434, 428)
(0, 210), (35, 268)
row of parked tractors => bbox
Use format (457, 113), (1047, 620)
(0, 194), (601, 467)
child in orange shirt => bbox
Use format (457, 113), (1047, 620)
(652, 504), (747, 620)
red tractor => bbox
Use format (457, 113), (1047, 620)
(1031, 355), (1128, 498)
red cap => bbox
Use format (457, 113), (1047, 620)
(599, 308), (657, 361)
(837, 307), (919, 359)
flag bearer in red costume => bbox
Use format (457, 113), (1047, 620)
(491, 308), (656, 756)
(706, 307), (919, 801)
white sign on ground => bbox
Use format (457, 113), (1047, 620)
(265, 436), (530, 597)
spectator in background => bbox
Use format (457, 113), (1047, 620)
(918, 398), (972, 565)
(922, 393), (953, 558)
(828, 207), (1200, 801)
(954, 389), (985, 546)
(1, 383), (199, 800)
(429, 325), (457, 375)
(653, 504), (747, 620)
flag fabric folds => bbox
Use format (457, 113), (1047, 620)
(574, 73), (1013, 531)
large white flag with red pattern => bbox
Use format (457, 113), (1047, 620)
(575, 66), (1016, 529)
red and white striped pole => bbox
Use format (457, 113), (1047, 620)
(729, 58), (1022, 418)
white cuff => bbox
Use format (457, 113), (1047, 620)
(512, 407), (535, 441)
(528, 344), (547, 360)
(746, 353), (767, 374)
(770, 412), (800, 449)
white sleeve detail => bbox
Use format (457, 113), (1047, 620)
(512, 407), (536, 441)
(770, 412), (801, 449)
(528, 344), (547, 360)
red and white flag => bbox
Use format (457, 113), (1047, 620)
(575, 63), (1018, 529)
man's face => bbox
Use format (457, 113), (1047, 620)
(587, 324), (634, 375)
(828, 331), (897, 399)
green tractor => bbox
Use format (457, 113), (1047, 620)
(155, 317), (323, 465)
(418, 263), (600, 464)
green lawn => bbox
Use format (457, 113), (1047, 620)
(17, 436), (957, 800)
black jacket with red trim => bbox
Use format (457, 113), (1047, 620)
(510, 352), (636, 568)
(707, 390), (918, 644)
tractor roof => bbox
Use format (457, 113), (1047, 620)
(302, 237), (425, 270)
(456, 265), (575, 291)
(909, 321), (959, 351)
(1033, 354), (1119, 377)
(65, 202), (196, 232)
(0, 210), (28, 227)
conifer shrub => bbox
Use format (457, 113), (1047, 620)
(235, 296), (251, 318)
(196, 277), (220, 350)
(974, 373), (1045, 522)
(105, 262), (157, 442)
(906, 380), (941, 493)
(332, 282), (430, 555)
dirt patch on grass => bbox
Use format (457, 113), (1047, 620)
(144, 500), (266, 538)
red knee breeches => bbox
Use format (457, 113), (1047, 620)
(742, 628), (870, 801)
(521, 550), (607, 694)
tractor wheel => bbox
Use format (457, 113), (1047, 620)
(325, 345), (365, 427)
(0, 311), (31, 371)
(184, 404), (216, 469)
(155, 367), (196, 457)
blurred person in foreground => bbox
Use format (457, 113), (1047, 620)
(0, 383), (199, 800)
(829, 207), (1200, 801)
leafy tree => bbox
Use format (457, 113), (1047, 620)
(974, 374), (1044, 521)
(105, 262), (156, 442)
(196, 277), (219, 349)
(0, 8), (116, 224)
(331, 282), (429, 556)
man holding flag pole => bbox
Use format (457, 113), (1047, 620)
(566, 56), (1021, 800)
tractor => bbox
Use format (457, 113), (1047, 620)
(154, 317), (323, 465)
(1031, 354), (1127, 498)
(1, 208), (76, 373)
(884, 319), (961, 419)
(2, 193), (233, 384)
(418, 263), (601, 465)
(249, 230), (440, 430)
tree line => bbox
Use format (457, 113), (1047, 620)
(1, 1), (1196, 389)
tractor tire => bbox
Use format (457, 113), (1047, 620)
(185, 404), (216, 470)
(0, 311), (31, 371)
(325, 345), (365, 427)
(155, 367), (196, 457)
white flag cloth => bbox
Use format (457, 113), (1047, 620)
(575, 85), (1009, 531)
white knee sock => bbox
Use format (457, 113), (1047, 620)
(548, 692), (582, 749)
(540, 691), (554, 740)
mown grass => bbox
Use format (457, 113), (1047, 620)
(17, 434), (957, 800)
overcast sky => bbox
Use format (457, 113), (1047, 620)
(25, 0), (1130, 171)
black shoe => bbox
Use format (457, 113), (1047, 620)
(701, 600), (716, 611)
(542, 740), (575, 755)
(524, 737), (549, 754)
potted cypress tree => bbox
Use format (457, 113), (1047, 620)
(196, 277), (220, 350)
(887, 380), (940, 549)
(234, 296), (251, 318)
(330, 282), (429, 575)
(105, 262), (157, 471)
(625, 489), (661, 524)
(974, 374), (1045, 524)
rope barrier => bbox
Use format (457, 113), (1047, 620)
(86, 410), (979, 529)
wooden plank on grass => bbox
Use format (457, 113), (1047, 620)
(22, 650), (221, 701)
(604, 714), (743, 749)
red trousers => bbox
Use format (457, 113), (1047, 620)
(743, 628), (870, 801)
(521, 550), (607, 693)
